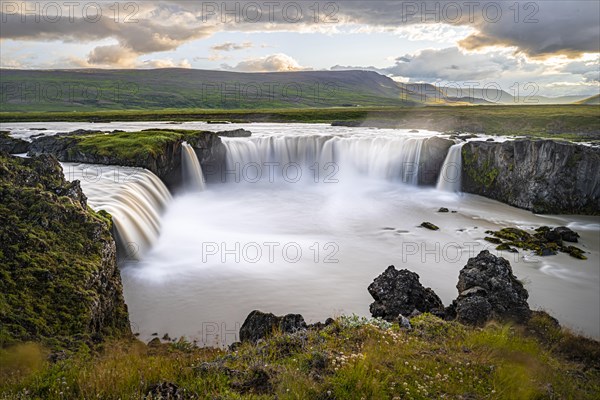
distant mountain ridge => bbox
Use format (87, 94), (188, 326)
(0, 68), (594, 112)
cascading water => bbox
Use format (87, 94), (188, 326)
(181, 142), (206, 191)
(61, 162), (172, 260)
(437, 143), (465, 192)
(222, 134), (426, 184)
(17, 123), (592, 343)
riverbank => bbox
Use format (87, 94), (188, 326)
(1, 105), (599, 141)
(2, 311), (599, 399)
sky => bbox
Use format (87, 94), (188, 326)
(1, 0), (599, 96)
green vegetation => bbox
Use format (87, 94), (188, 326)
(1, 313), (598, 399)
(73, 130), (187, 160)
(486, 227), (588, 259)
(0, 154), (130, 349)
(462, 149), (500, 189)
(2, 105), (598, 141)
(420, 222), (439, 231)
(0, 69), (417, 112)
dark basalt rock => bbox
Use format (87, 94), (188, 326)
(368, 266), (445, 321)
(146, 382), (184, 400)
(418, 137), (454, 185)
(27, 130), (227, 189)
(553, 226), (579, 243)
(451, 250), (531, 325)
(420, 222), (439, 230)
(462, 140), (600, 215)
(216, 128), (252, 137)
(438, 207), (449, 213)
(331, 121), (361, 127)
(239, 310), (307, 343)
(0, 131), (29, 154)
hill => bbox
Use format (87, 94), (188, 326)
(577, 94), (600, 105)
(0, 69), (423, 111)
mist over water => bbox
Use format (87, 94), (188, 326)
(10, 122), (595, 345)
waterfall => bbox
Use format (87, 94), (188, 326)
(222, 135), (426, 184)
(61, 162), (172, 260)
(436, 143), (465, 192)
(181, 142), (206, 191)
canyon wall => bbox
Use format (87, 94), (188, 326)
(462, 140), (600, 215)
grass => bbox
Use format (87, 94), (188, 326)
(1, 105), (599, 140)
(73, 130), (185, 160)
(1, 313), (598, 399)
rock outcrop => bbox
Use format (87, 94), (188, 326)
(216, 128), (252, 137)
(368, 267), (445, 321)
(239, 310), (307, 343)
(418, 136), (454, 185)
(0, 131), (29, 154)
(447, 250), (531, 325)
(27, 129), (229, 188)
(0, 153), (130, 346)
(462, 139), (600, 215)
(368, 251), (532, 327)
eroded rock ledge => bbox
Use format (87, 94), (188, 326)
(25, 128), (250, 189)
(462, 139), (600, 215)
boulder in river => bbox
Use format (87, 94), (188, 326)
(448, 250), (531, 325)
(368, 266), (445, 321)
(420, 222), (439, 230)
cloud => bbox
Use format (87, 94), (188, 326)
(87, 45), (139, 68)
(0, 2), (212, 67)
(222, 53), (308, 72)
(383, 47), (523, 81)
(140, 58), (192, 69)
(211, 42), (253, 51)
(0, 0), (598, 68)
(458, 1), (600, 58)
(560, 57), (600, 83)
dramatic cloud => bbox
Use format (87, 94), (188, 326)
(0, 0), (598, 72)
(459, 1), (600, 58)
(222, 53), (307, 72)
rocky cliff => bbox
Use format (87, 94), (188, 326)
(462, 140), (600, 215)
(0, 153), (130, 347)
(418, 136), (454, 185)
(27, 129), (228, 188)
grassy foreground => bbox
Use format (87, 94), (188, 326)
(1, 105), (599, 140)
(1, 313), (599, 399)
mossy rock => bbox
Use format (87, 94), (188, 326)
(0, 153), (130, 349)
(562, 245), (587, 260)
(420, 222), (439, 231)
(484, 237), (503, 244)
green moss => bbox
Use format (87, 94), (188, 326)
(462, 148), (499, 189)
(420, 222), (440, 230)
(486, 226), (587, 260)
(496, 243), (513, 251)
(73, 130), (184, 160)
(566, 150), (583, 168)
(0, 154), (129, 349)
(562, 245), (588, 260)
(484, 237), (503, 244)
